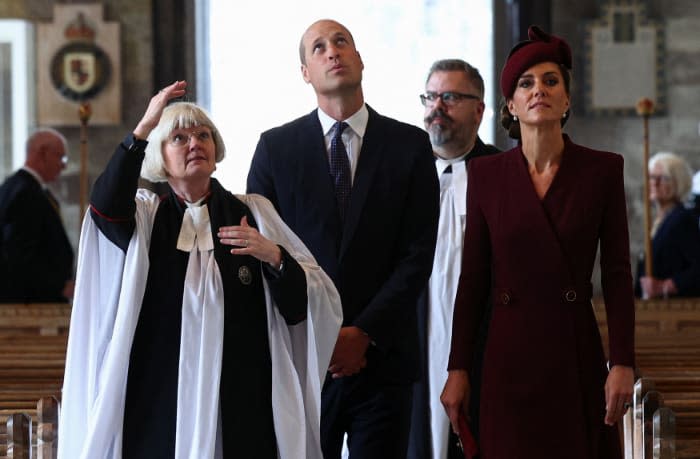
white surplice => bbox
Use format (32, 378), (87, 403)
(428, 158), (468, 459)
(58, 190), (342, 459)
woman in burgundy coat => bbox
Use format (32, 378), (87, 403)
(441, 26), (635, 458)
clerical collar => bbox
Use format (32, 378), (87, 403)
(173, 191), (211, 207)
(186, 196), (207, 207)
(435, 152), (468, 176)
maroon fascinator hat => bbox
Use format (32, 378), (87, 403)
(500, 25), (572, 99)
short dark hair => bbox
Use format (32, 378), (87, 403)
(426, 59), (485, 99)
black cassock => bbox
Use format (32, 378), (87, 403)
(90, 139), (307, 458)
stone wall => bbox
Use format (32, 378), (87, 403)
(0, 0), (155, 249)
(2, 1), (698, 289)
(550, 0), (700, 286)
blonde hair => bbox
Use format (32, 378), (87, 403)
(649, 151), (693, 201)
(141, 102), (226, 182)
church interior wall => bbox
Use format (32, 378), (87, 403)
(1, 0), (698, 293)
(551, 0), (700, 285)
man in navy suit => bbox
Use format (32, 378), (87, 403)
(0, 128), (74, 302)
(247, 19), (439, 459)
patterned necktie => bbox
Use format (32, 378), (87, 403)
(330, 121), (352, 222)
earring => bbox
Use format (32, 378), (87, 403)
(513, 115), (518, 121)
(562, 111), (568, 118)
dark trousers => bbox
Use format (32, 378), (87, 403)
(321, 372), (412, 459)
(408, 292), (489, 459)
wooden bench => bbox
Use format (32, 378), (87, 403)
(0, 397), (58, 459)
(594, 298), (700, 459)
(0, 304), (68, 458)
(0, 303), (70, 336)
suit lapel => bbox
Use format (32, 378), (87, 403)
(339, 107), (384, 259)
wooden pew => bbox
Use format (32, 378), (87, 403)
(595, 298), (700, 459)
(0, 303), (70, 336)
(0, 304), (69, 458)
(0, 397), (58, 459)
(1, 413), (31, 459)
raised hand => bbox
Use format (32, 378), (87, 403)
(133, 80), (188, 140)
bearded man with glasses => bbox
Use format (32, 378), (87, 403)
(409, 59), (500, 459)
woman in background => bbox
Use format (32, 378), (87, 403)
(636, 151), (700, 298)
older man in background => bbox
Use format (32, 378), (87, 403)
(0, 128), (74, 302)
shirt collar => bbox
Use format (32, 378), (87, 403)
(317, 104), (369, 138)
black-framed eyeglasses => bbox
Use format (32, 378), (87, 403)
(420, 91), (481, 107)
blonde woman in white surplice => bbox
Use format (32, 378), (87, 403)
(58, 81), (342, 459)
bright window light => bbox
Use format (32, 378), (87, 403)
(207, 0), (493, 193)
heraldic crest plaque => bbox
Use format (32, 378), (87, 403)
(50, 13), (111, 102)
(37, 4), (121, 125)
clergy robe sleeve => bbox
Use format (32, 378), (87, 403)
(262, 245), (308, 324)
(598, 155), (635, 368)
(90, 134), (148, 251)
(448, 159), (492, 371)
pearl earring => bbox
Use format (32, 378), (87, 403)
(513, 115), (518, 121)
(562, 111), (568, 118)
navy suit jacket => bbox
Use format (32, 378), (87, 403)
(248, 105), (440, 383)
(0, 169), (73, 302)
(635, 203), (700, 297)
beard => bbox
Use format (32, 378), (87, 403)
(428, 124), (453, 147)
(425, 107), (455, 147)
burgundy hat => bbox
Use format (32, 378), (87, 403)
(500, 25), (572, 99)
